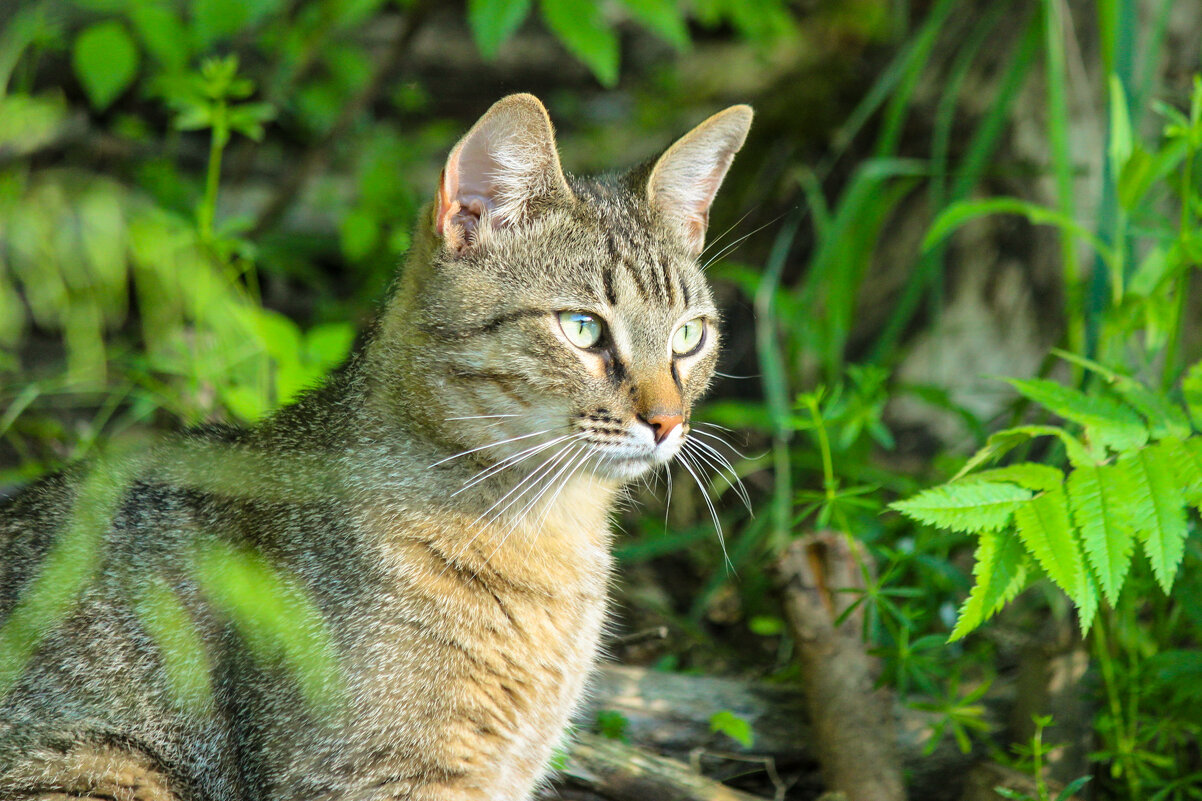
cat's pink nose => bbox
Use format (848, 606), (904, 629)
(644, 412), (684, 444)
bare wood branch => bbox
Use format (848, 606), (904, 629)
(775, 532), (906, 801)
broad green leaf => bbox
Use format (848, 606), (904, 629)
(0, 94), (69, 157)
(468, 0), (532, 58)
(540, 0), (619, 87)
(1067, 463), (1133, 603)
(1006, 377), (1147, 454)
(709, 710), (754, 748)
(192, 0), (284, 46)
(72, 21), (140, 112)
(1013, 487), (1083, 600)
(950, 531), (1028, 641)
(891, 481), (1032, 533)
(128, 1), (191, 71)
(620, 0), (690, 51)
(1117, 446), (1188, 592)
(304, 322), (356, 369)
(970, 463), (1063, 492)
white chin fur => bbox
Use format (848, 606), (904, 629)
(590, 424), (685, 481)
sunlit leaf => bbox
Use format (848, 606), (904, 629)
(1067, 463), (1133, 603)
(468, 0), (532, 58)
(540, 0), (619, 87)
(73, 21), (140, 111)
(891, 481), (1032, 533)
(1013, 486), (1083, 600)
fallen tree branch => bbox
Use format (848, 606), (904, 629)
(559, 732), (770, 801)
(775, 532), (906, 801)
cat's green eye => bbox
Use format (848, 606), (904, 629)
(672, 318), (705, 355)
(559, 311), (605, 349)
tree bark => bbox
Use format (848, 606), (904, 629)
(774, 533), (906, 801)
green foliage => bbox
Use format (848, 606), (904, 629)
(708, 710), (754, 748)
(895, 361), (1202, 639)
(72, 21), (139, 111)
(596, 710), (630, 742)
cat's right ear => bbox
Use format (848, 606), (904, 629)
(434, 94), (572, 252)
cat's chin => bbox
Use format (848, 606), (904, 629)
(587, 442), (684, 483)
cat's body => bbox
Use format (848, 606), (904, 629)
(0, 95), (751, 800)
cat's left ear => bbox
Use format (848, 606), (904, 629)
(646, 105), (753, 257)
(435, 93), (572, 251)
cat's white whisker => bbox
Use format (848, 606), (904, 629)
(445, 414), (521, 421)
(428, 428), (556, 468)
(676, 448), (733, 574)
(478, 443), (588, 574)
(453, 431), (577, 495)
(690, 427), (757, 461)
(686, 437), (753, 513)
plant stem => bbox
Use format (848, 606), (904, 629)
(198, 106), (227, 244)
(1092, 610), (1141, 800)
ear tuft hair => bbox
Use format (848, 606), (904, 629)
(646, 105), (753, 257)
(435, 94), (572, 251)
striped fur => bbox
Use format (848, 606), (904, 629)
(0, 95), (752, 801)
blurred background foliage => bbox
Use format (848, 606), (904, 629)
(3, 0), (1202, 798)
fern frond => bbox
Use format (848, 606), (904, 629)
(1076, 560), (1101, 635)
(1013, 487), (1084, 602)
(949, 531), (1029, 641)
(1161, 436), (1202, 506)
(954, 425), (1093, 480)
(890, 482), (1032, 533)
(1066, 463), (1134, 603)
(1006, 378), (1147, 454)
(1111, 380), (1191, 440)
(972, 463), (1064, 492)
(1116, 444), (1188, 593)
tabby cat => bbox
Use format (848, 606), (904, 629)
(0, 94), (752, 800)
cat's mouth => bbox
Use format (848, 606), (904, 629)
(583, 425), (686, 481)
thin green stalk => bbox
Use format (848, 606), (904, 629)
(1162, 144), (1195, 388)
(755, 219), (798, 552)
(1093, 610), (1141, 801)
(198, 109), (229, 244)
(1042, 0), (1084, 356)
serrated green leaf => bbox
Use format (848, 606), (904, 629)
(1013, 487), (1083, 600)
(954, 425), (1094, 479)
(73, 21), (140, 112)
(540, 0), (619, 87)
(891, 482), (1032, 533)
(1006, 378), (1147, 454)
(1111, 378), (1191, 440)
(619, 0), (690, 50)
(950, 531), (1028, 641)
(1163, 436), (1202, 506)
(1067, 463), (1133, 603)
(1117, 446), (1187, 592)
(1076, 561), (1100, 634)
(468, 0), (532, 58)
(971, 463), (1063, 492)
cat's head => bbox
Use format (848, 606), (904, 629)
(395, 94), (751, 484)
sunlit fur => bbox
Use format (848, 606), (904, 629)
(0, 95), (751, 801)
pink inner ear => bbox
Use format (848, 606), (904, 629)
(435, 133), (504, 246)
